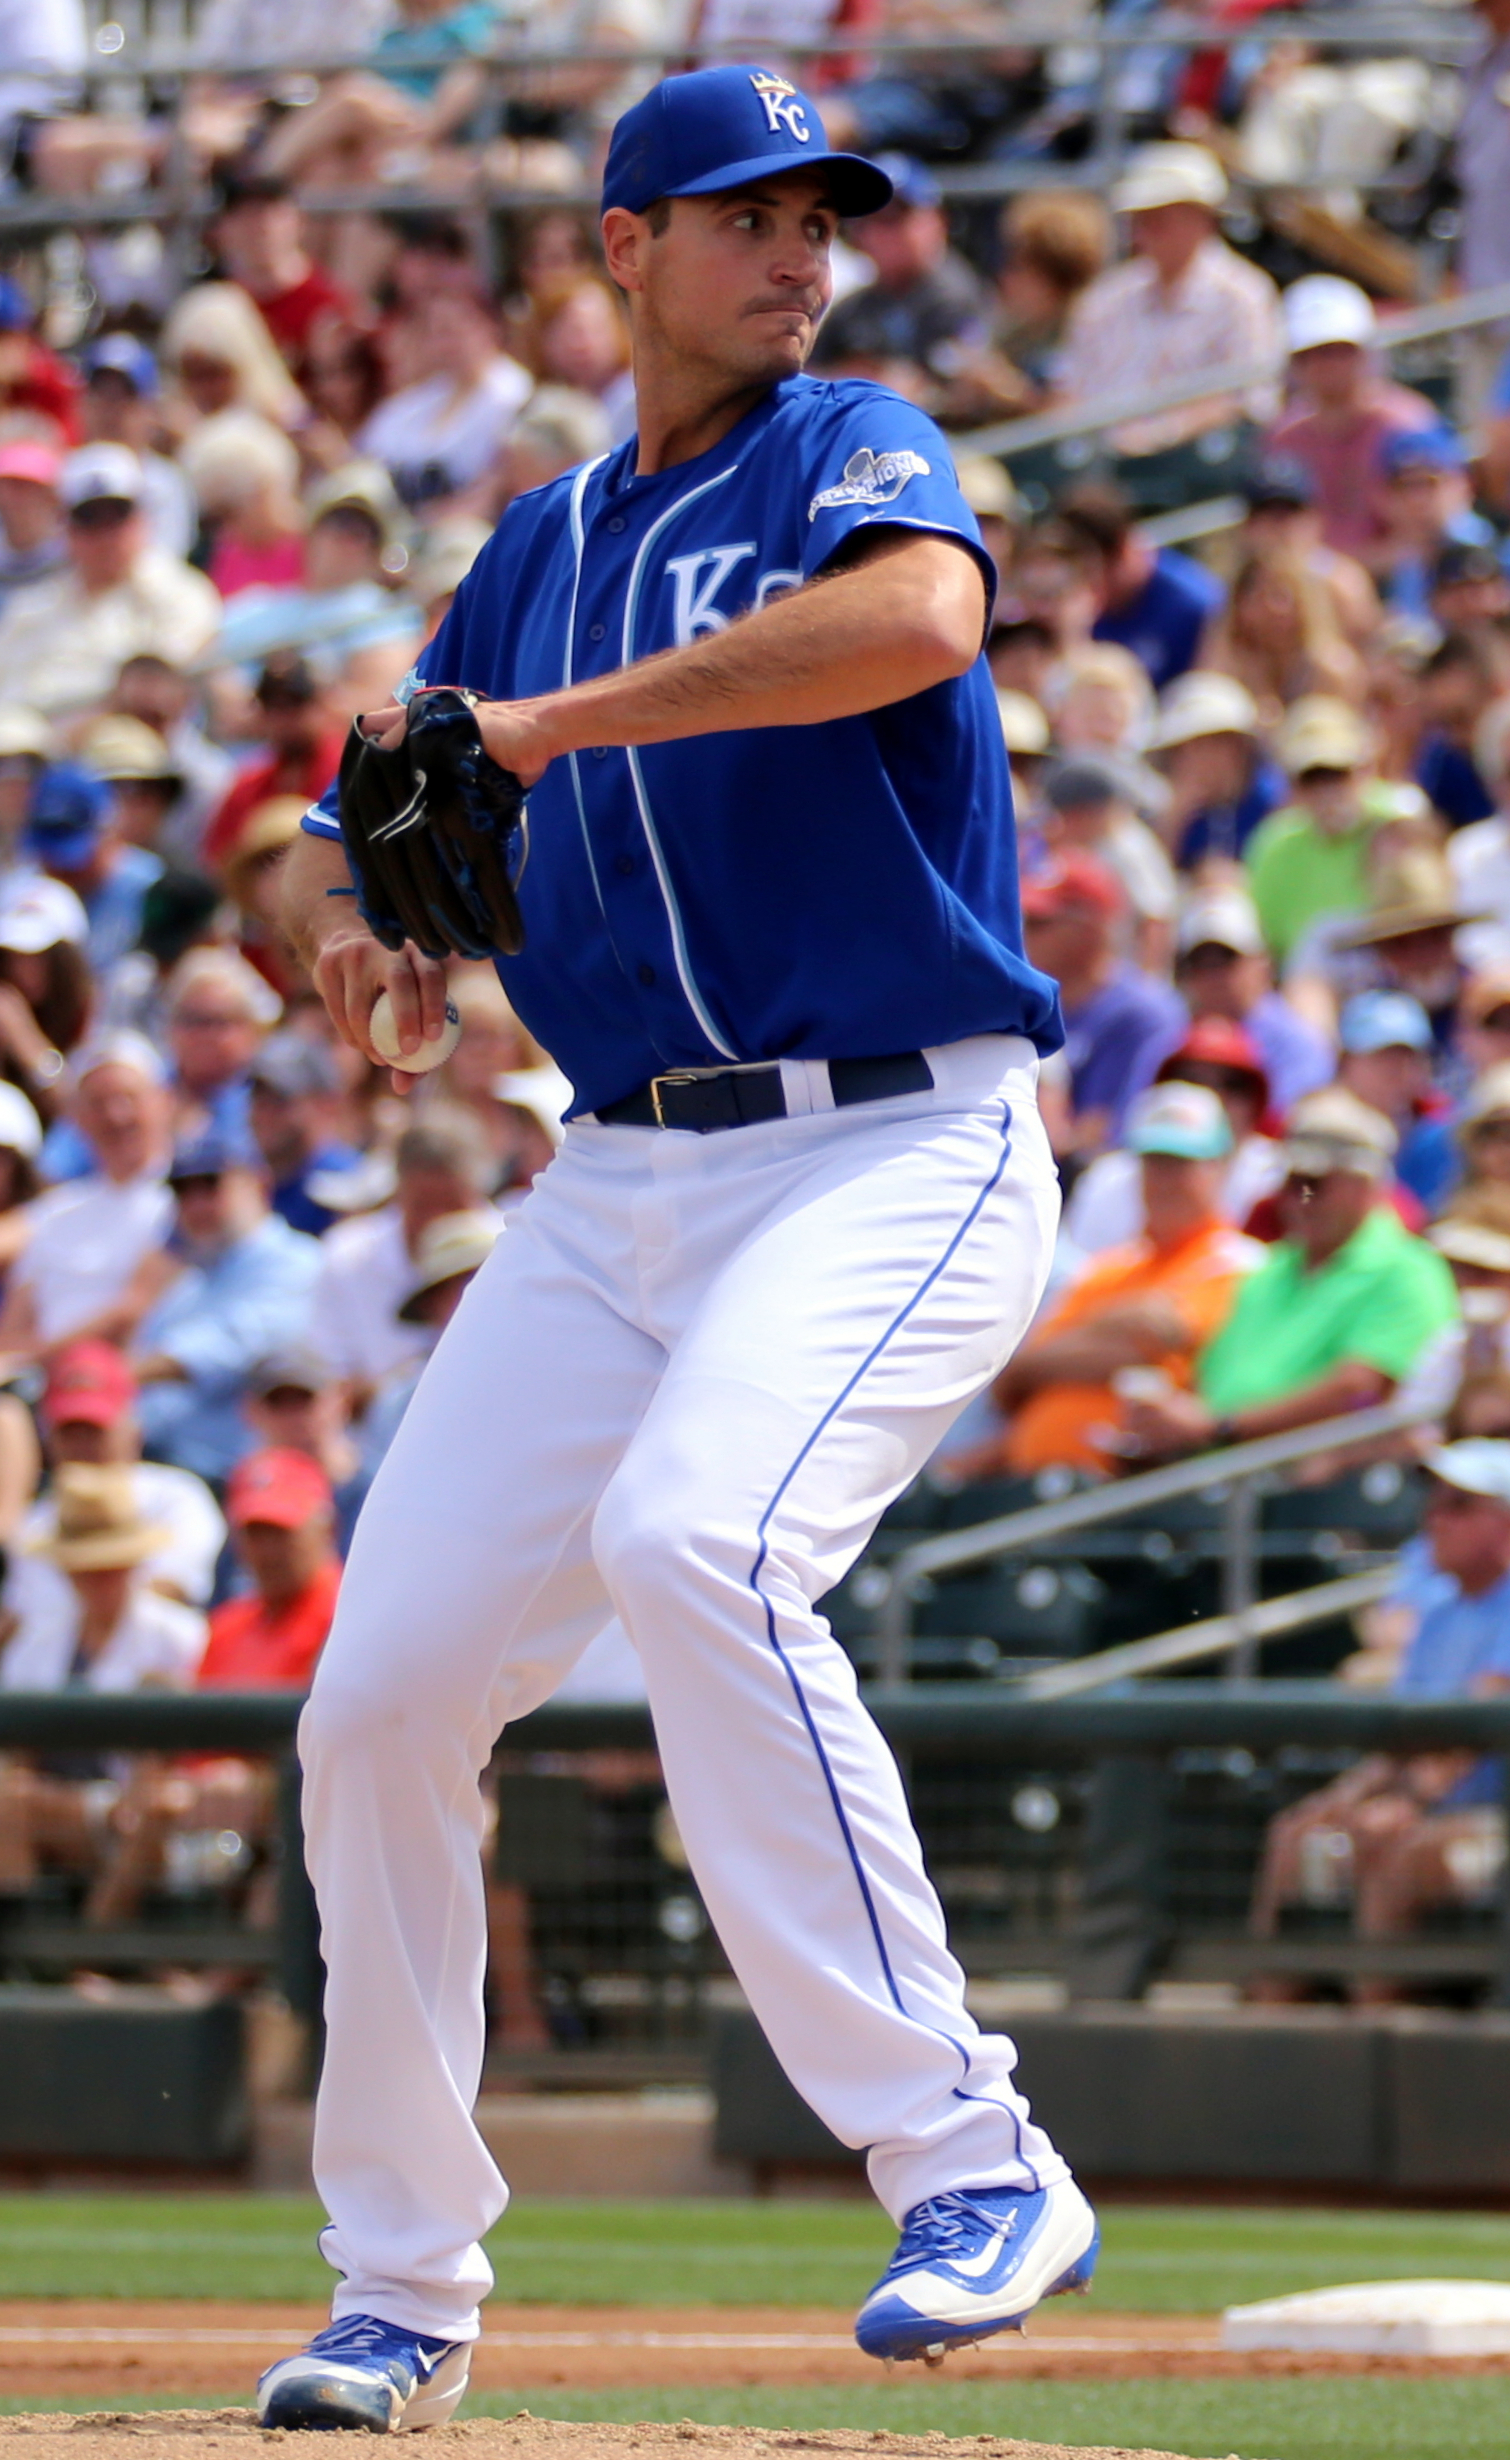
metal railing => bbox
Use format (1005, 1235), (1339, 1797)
(873, 1398), (1432, 1681)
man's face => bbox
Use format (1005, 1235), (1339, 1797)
(1022, 904), (1106, 982)
(49, 1414), (134, 1466)
(1379, 925), (1459, 1007)
(215, 196), (301, 288)
(170, 992), (260, 1091)
(855, 199), (945, 290)
(83, 371), (147, 446)
(1295, 768), (1361, 836)
(250, 1083), (320, 1176)
(1292, 340), (1366, 410)
(0, 474), (57, 552)
(1175, 941), (1264, 1023)
(1126, 201), (1210, 280)
(1424, 1479), (1510, 1590)
(607, 174), (839, 392)
(236, 1511), (330, 1599)
(1277, 1165), (1373, 1257)
(247, 1380), (334, 1458)
(1341, 1042), (1427, 1120)
(74, 1063), (166, 1180)
(398, 1164), (481, 1247)
(67, 497), (144, 590)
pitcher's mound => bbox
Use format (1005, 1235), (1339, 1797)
(0, 2411), (1197, 2460)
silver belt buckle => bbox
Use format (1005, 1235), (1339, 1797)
(649, 1069), (702, 1126)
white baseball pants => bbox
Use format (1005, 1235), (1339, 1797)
(299, 1032), (1070, 2343)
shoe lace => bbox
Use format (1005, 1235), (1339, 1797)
(888, 2191), (1020, 2277)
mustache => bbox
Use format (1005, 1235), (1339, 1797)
(741, 294), (823, 319)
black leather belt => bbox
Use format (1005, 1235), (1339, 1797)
(597, 1051), (934, 1133)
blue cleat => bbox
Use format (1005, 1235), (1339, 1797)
(854, 2179), (1099, 2364)
(257, 2313), (471, 2432)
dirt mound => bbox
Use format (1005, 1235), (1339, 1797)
(0, 2413), (1203, 2460)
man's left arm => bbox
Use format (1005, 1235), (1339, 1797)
(367, 530), (987, 785)
(1123, 1359), (1392, 1462)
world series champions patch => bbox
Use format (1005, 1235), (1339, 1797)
(809, 447), (932, 521)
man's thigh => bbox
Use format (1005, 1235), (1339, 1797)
(315, 1202), (664, 1753)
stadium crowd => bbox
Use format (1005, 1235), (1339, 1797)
(0, 0), (1508, 1983)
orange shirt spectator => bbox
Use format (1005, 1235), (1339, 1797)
(196, 1447), (340, 1691)
(986, 1084), (1263, 1477)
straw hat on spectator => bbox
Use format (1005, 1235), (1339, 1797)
(180, 409), (301, 517)
(221, 796), (308, 899)
(1111, 141), (1227, 216)
(397, 1209), (502, 1322)
(307, 459), (404, 549)
(407, 521), (490, 616)
(1281, 1086), (1397, 1180)
(996, 690), (1050, 757)
(1340, 849), (1484, 948)
(1276, 696), (1373, 777)
(1152, 672), (1260, 752)
(0, 707), (54, 762)
(32, 1463), (166, 1572)
(953, 455), (1018, 523)
(79, 713), (182, 787)
(1460, 1063), (1510, 1134)
(1430, 1214), (1510, 1276)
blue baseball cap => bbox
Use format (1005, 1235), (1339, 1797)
(1340, 987), (1432, 1056)
(25, 763), (111, 869)
(602, 66), (892, 220)
(0, 277), (32, 333)
(1383, 425), (1466, 477)
(870, 153), (941, 211)
(83, 333), (160, 399)
(168, 1123), (261, 1182)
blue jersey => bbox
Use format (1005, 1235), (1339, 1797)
(307, 372), (1061, 1116)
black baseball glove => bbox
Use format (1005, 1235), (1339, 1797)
(337, 684), (529, 962)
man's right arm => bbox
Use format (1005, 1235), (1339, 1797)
(279, 829), (450, 1069)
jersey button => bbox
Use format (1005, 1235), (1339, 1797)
(607, 516), (626, 534)
(592, 746), (608, 759)
(615, 854), (635, 876)
(637, 962), (656, 986)
(588, 622), (606, 641)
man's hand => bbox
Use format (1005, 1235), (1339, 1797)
(1121, 1387), (1218, 1461)
(361, 697), (561, 790)
(279, 826), (450, 1072)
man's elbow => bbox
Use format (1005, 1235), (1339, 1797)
(899, 577), (987, 684)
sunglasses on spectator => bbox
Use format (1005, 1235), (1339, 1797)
(68, 497), (135, 530)
(1173, 1065), (1258, 1099)
(170, 1171), (226, 1196)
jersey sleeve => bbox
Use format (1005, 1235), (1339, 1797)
(799, 388), (997, 621)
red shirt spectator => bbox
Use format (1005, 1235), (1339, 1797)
(196, 1448), (340, 1691)
(0, 277), (81, 445)
(213, 167), (358, 380)
(204, 653), (343, 872)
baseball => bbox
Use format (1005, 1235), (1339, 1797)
(369, 990), (462, 1072)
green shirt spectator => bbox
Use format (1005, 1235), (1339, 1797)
(1119, 1085), (1459, 1463)
(1243, 697), (1391, 965)
(1198, 1203), (1458, 1415)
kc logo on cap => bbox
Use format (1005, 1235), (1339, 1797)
(749, 70), (810, 144)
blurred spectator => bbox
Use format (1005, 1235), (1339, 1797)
(1244, 698), (1384, 966)
(1066, 1019), (1284, 1256)
(357, 289), (533, 511)
(812, 157), (986, 401)
(970, 1084), (1261, 1479)
(1427, 541), (1510, 643)
(1451, 722), (1510, 974)
(1336, 989), (1458, 1215)
(1453, 0), (1510, 424)
(0, 446), (220, 719)
(132, 1124), (322, 1481)
(1458, 972), (1510, 1085)
(199, 1447), (340, 1686)
(528, 281), (634, 445)
(1150, 672), (1285, 868)
(1036, 753), (1175, 973)
(1412, 634), (1499, 832)
(221, 797), (310, 998)
(25, 762), (161, 980)
(0, 276), (78, 442)
(0, 872), (92, 1112)
(109, 655), (236, 872)
(1399, 1191), (1510, 1420)
(160, 282), (304, 433)
(1251, 1440), (1510, 1989)
(1057, 485), (1223, 695)
(1055, 144), (1281, 457)
(243, 1346), (368, 1554)
(486, 389), (611, 521)
(0, 438), (64, 603)
(996, 689), (1049, 805)
(79, 337), (195, 562)
(181, 410), (306, 600)
(361, 1206), (501, 1471)
(1266, 277), (1439, 562)
(1172, 892), (1333, 1114)
(20, 1338), (225, 1605)
(79, 715), (185, 858)
(1333, 854), (1480, 1069)
(164, 947), (279, 1147)
(211, 164), (358, 379)
(1453, 1064), (1510, 1204)
(249, 1031), (362, 1234)
(302, 322), (388, 471)
(312, 1108), (495, 1403)
(1122, 1087), (1458, 1461)
(407, 521), (491, 636)
(1020, 851), (1183, 1157)
(1237, 456), (1379, 648)
(0, 1033), (171, 1358)
(944, 191), (1110, 423)
(204, 655), (343, 874)
(1373, 428), (1498, 618)
(0, 1464), (205, 1908)
(1201, 548), (1364, 725)
(1044, 642), (1154, 760)
(210, 464), (422, 713)
(0, 706), (53, 865)
(418, 969), (539, 1194)
(0, 1080), (42, 1284)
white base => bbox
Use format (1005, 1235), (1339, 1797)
(1223, 2278), (1510, 2355)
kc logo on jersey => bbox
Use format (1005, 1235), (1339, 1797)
(808, 447), (930, 521)
(750, 69), (811, 143)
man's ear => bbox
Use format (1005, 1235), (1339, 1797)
(601, 206), (648, 297)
